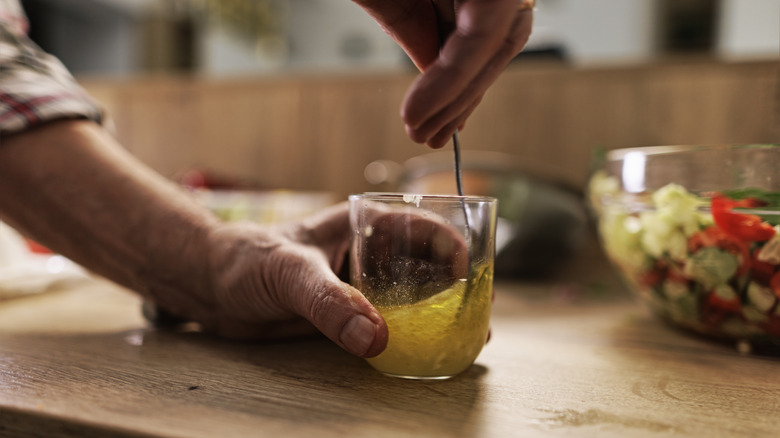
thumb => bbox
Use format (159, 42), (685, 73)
(282, 249), (388, 358)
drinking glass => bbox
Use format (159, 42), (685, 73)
(349, 193), (497, 380)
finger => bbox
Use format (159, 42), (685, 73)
(403, 3), (533, 143)
(432, 0), (457, 39)
(280, 250), (389, 358)
(370, 209), (467, 261)
(402, 0), (518, 129)
(351, 0), (441, 71)
(207, 220), (388, 356)
(365, 208), (469, 280)
(305, 276), (389, 358)
(421, 94), (483, 149)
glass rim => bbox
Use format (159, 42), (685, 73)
(349, 192), (497, 203)
(605, 143), (780, 161)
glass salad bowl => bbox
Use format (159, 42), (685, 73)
(589, 144), (780, 353)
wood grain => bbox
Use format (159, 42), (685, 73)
(0, 251), (778, 437)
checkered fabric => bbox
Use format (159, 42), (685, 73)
(0, 0), (103, 137)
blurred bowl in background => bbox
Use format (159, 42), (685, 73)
(589, 144), (780, 352)
(176, 167), (337, 224)
(192, 189), (337, 224)
(365, 151), (590, 280)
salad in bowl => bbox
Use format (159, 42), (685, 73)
(589, 144), (780, 352)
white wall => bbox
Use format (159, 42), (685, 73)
(717, 0), (780, 60)
(23, 0), (147, 76)
(528, 0), (658, 65)
(284, 0), (405, 72)
(36, 0), (780, 76)
(198, 25), (289, 76)
(197, 0), (406, 76)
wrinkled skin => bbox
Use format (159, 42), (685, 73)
(147, 202), (467, 358)
(144, 0), (530, 353)
(0, 0), (532, 360)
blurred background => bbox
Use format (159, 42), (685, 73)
(12, 0), (780, 280)
(19, 0), (780, 77)
(17, 0), (778, 195)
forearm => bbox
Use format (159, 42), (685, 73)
(0, 120), (219, 318)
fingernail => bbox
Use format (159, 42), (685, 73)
(340, 314), (377, 357)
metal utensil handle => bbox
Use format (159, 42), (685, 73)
(431, 0), (473, 305)
(453, 132), (473, 320)
(452, 130), (465, 196)
(452, 129), (473, 263)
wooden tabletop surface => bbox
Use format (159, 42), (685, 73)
(0, 248), (778, 438)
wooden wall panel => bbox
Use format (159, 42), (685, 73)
(80, 59), (780, 198)
(193, 80), (306, 188)
(301, 76), (414, 195)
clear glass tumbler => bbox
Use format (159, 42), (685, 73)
(349, 193), (497, 380)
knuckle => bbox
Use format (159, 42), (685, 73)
(306, 283), (344, 324)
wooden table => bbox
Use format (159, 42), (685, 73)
(0, 253), (778, 437)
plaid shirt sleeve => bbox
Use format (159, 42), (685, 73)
(0, 2), (103, 137)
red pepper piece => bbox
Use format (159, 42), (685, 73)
(711, 194), (776, 242)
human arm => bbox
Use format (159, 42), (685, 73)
(352, 0), (535, 148)
(0, 119), (388, 356)
(0, 4), (391, 356)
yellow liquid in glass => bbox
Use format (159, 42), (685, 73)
(366, 263), (493, 379)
